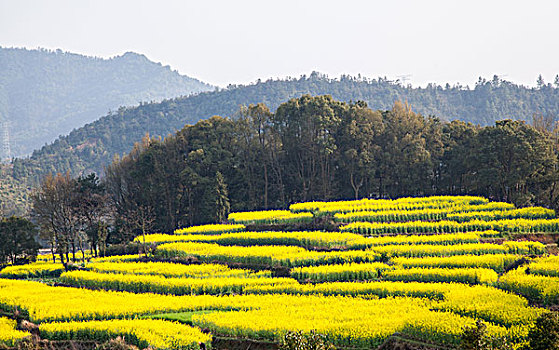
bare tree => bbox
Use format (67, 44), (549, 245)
(31, 173), (77, 268)
(125, 203), (155, 258)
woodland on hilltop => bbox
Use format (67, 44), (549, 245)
(7, 72), (559, 186)
(26, 95), (558, 242)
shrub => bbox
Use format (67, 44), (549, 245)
(527, 312), (559, 350)
(280, 331), (335, 350)
(95, 337), (139, 350)
(460, 320), (511, 350)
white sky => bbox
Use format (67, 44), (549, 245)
(1, 0), (558, 88)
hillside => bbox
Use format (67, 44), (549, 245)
(99, 96), (559, 232)
(0, 47), (213, 157)
(1, 195), (558, 349)
(0, 164), (30, 216)
(10, 73), (559, 183)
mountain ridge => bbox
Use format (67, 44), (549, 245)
(0, 46), (214, 157)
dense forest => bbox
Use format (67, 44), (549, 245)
(98, 95), (559, 237)
(10, 73), (559, 185)
(0, 47), (213, 157)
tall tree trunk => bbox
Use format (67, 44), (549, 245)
(71, 240), (76, 262)
(50, 242), (56, 263)
(263, 164), (269, 209)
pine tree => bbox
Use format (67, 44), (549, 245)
(537, 74), (545, 89)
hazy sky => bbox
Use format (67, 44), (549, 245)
(1, 0), (558, 88)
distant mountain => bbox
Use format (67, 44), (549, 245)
(9, 72), (559, 184)
(0, 47), (214, 157)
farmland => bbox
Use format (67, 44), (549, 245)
(1, 195), (559, 349)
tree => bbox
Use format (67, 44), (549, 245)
(374, 101), (432, 197)
(471, 120), (557, 206)
(126, 203), (155, 258)
(0, 216), (39, 264)
(273, 95), (346, 201)
(336, 101), (383, 199)
(236, 103), (275, 209)
(73, 174), (112, 257)
(105, 136), (154, 243)
(214, 171), (230, 222)
(439, 121), (480, 194)
(31, 173), (77, 268)
(537, 74), (545, 89)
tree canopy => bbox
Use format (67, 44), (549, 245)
(102, 95), (559, 235)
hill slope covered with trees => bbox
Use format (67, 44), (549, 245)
(10, 73), (559, 184)
(0, 47), (213, 157)
(101, 96), (559, 232)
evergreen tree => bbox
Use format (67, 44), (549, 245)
(0, 216), (39, 264)
(537, 74), (545, 89)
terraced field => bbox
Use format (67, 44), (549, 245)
(1, 195), (559, 349)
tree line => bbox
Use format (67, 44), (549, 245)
(105, 95), (559, 234)
(20, 95), (559, 259)
(10, 73), (559, 187)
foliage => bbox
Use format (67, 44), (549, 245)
(0, 165), (30, 217)
(0, 262), (65, 279)
(371, 242), (544, 258)
(392, 254), (520, 273)
(59, 270), (297, 295)
(73, 174), (112, 258)
(447, 207), (555, 222)
(348, 232), (488, 249)
(11, 73), (559, 183)
(383, 267), (498, 285)
(228, 210), (313, 225)
(138, 230), (363, 250)
(460, 320), (512, 350)
(174, 224), (245, 235)
(31, 172), (109, 266)
(88, 261), (265, 279)
(340, 218), (559, 236)
(0, 216), (39, 264)
(529, 255), (559, 277)
(292, 196), (490, 215)
(279, 330), (335, 350)
(527, 312), (559, 350)
(0, 278), (236, 322)
(0, 317), (30, 346)
(95, 336), (139, 350)
(191, 294), (508, 348)
(499, 266), (559, 305)
(214, 171), (230, 223)
(5, 194), (559, 349)
(40, 318), (211, 350)
(155, 242), (379, 267)
(336, 206), (554, 223)
(290, 262), (392, 282)
(9, 93), (559, 232)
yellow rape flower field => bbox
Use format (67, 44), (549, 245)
(2, 195), (559, 349)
